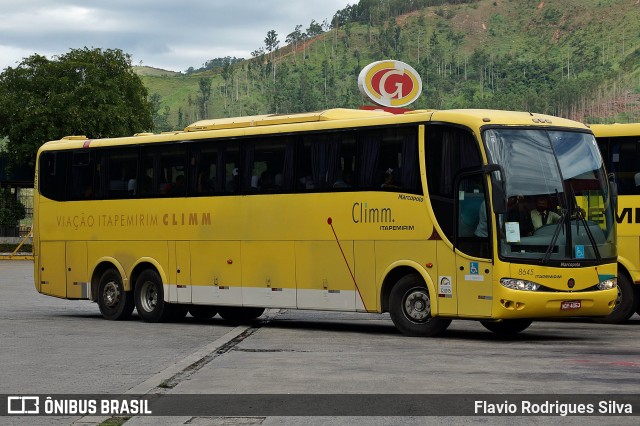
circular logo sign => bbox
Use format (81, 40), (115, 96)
(358, 60), (422, 108)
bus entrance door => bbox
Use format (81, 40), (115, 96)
(433, 242), (492, 317)
(453, 174), (493, 317)
(455, 252), (492, 318)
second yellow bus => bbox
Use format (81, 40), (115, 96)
(592, 123), (640, 323)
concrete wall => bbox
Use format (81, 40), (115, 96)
(0, 236), (32, 245)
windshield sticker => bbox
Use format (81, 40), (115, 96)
(505, 222), (521, 243)
(575, 245), (585, 259)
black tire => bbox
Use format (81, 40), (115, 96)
(134, 269), (172, 323)
(97, 268), (134, 321)
(598, 274), (638, 324)
(218, 307), (265, 323)
(388, 273), (451, 337)
(480, 319), (532, 335)
(189, 305), (218, 320)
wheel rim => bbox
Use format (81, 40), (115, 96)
(139, 281), (158, 313)
(102, 281), (120, 308)
(614, 286), (623, 311)
(403, 287), (431, 323)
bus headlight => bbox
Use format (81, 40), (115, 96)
(500, 278), (541, 291)
(597, 278), (617, 290)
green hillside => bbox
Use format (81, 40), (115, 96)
(137, 0), (640, 131)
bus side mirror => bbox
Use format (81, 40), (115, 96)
(484, 164), (507, 214)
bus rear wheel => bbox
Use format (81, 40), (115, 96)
(218, 307), (265, 323)
(97, 269), (134, 321)
(389, 273), (451, 337)
(134, 270), (172, 323)
(189, 305), (218, 320)
(480, 319), (532, 335)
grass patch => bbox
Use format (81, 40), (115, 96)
(158, 379), (173, 389)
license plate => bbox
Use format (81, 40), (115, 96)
(561, 301), (581, 310)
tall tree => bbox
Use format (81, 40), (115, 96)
(197, 77), (213, 119)
(264, 30), (280, 60)
(150, 93), (172, 132)
(286, 25), (306, 63)
(0, 47), (153, 170)
(307, 20), (324, 37)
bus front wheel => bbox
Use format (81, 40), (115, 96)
(388, 274), (451, 337)
(599, 274), (638, 324)
(134, 270), (172, 323)
(480, 319), (532, 335)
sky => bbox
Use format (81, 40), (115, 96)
(0, 0), (353, 73)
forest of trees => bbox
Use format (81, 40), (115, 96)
(143, 0), (639, 131)
(185, 56), (244, 75)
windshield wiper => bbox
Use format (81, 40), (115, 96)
(569, 187), (601, 261)
(541, 208), (567, 265)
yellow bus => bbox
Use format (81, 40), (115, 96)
(33, 108), (619, 336)
(591, 123), (640, 323)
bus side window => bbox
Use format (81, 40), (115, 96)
(69, 151), (95, 200)
(221, 142), (240, 194)
(425, 124), (482, 243)
(100, 147), (139, 199)
(39, 151), (69, 201)
(354, 127), (420, 194)
(189, 144), (216, 195)
(607, 136), (640, 195)
(456, 174), (491, 258)
(298, 131), (355, 192)
(140, 144), (187, 197)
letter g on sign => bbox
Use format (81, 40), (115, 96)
(358, 60), (422, 107)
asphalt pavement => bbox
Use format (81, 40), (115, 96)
(1, 260), (638, 426)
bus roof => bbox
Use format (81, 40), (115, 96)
(590, 123), (640, 138)
(427, 109), (587, 129)
(185, 108), (394, 131)
(39, 108), (590, 151)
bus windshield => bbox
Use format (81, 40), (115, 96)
(484, 128), (616, 263)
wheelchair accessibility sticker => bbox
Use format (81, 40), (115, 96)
(575, 245), (585, 259)
(465, 261), (484, 282)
